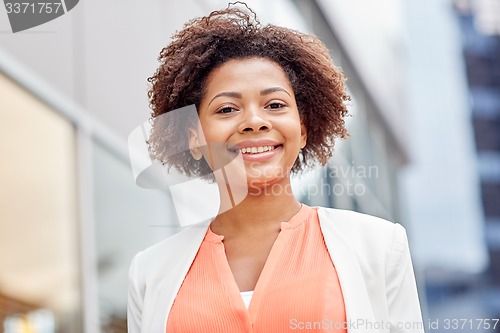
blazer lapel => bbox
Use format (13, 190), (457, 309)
(145, 220), (211, 333)
(318, 208), (379, 333)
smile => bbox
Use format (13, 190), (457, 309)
(240, 146), (277, 154)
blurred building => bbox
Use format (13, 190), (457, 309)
(399, 0), (498, 329)
(455, 0), (500, 285)
(454, 0), (500, 321)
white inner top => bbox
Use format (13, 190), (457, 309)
(240, 291), (254, 309)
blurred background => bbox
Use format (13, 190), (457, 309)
(0, 0), (499, 332)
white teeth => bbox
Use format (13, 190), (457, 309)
(240, 146), (276, 154)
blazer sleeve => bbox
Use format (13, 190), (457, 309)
(385, 223), (425, 333)
(127, 253), (143, 333)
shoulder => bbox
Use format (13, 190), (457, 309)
(127, 220), (211, 332)
(130, 220), (210, 282)
(316, 206), (409, 257)
(317, 206), (401, 233)
(316, 207), (423, 326)
(316, 207), (414, 287)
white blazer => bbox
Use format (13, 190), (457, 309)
(127, 207), (425, 333)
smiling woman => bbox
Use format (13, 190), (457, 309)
(128, 3), (424, 333)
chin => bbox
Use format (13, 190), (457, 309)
(246, 172), (290, 189)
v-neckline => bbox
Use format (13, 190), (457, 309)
(212, 225), (290, 322)
(206, 204), (312, 323)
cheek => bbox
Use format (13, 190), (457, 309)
(197, 118), (218, 141)
(282, 118), (303, 141)
(199, 120), (235, 144)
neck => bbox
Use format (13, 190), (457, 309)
(211, 176), (302, 236)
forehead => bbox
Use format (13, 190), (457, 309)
(202, 57), (294, 96)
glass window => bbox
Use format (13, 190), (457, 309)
(470, 87), (500, 118)
(478, 151), (500, 182)
(93, 140), (176, 332)
(0, 73), (82, 333)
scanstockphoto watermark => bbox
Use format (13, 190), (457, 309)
(327, 163), (379, 180)
(290, 318), (425, 331)
(303, 163), (379, 198)
(248, 178), (373, 197)
(3, 0), (80, 33)
(290, 318), (500, 331)
(302, 177), (370, 197)
(244, 163), (379, 197)
(245, 162), (379, 182)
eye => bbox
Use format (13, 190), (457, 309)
(267, 102), (285, 110)
(217, 106), (237, 114)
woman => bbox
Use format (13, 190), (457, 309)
(128, 4), (424, 333)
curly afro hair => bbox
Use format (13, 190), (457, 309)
(147, 3), (349, 177)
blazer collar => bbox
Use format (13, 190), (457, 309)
(317, 207), (378, 333)
(149, 208), (377, 333)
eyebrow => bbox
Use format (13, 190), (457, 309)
(207, 87), (291, 106)
(260, 87), (291, 97)
(208, 91), (242, 106)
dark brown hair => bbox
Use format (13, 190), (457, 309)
(147, 3), (349, 177)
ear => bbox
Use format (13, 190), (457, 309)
(300, 122), (307, 149)
(188, 128), (203, 161)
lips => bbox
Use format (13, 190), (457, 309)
(229, 140), (282, 161)
(240, 145), (277, 154)
(229, 140), (281, 153)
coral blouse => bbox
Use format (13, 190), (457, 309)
(166, 205), (347, 332)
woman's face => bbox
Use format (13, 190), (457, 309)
(193, 57), (307, 188)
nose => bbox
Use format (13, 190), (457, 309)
(238, 107), (272, 133)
